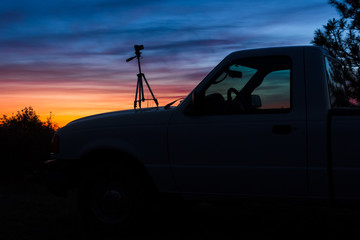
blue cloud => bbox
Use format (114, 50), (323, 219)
(0, 0), (338, 101)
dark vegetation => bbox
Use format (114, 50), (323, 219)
(313, 0), (360, 102)
(0, 106), (58, 180)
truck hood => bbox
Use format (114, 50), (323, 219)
(63, 107), (174, 131)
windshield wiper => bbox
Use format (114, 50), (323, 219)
(164, 98), (184, 109)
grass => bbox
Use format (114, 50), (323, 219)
(0, 181), (81, 240)
(1, 180), (360, 240)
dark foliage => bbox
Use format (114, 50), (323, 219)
(313, 0), (360, 102)
(0, 107), (58, 179)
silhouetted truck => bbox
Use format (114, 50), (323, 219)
(44, 46), (359, 230)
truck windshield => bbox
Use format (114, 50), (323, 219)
(325, 56), (350, 107)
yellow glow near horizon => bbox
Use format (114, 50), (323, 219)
(0, 90), (189, 127)
(0, 70), (198, 128)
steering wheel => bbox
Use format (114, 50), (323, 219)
(227, 88), (240, 101)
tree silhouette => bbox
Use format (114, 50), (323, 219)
(0, 107), (58, 179)
(312, 0), (360, 103)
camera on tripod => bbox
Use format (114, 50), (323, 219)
(126, 45), (144, 62)
(134, 45), (144, 53)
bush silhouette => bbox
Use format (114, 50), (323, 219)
(0, 107), (58, 179)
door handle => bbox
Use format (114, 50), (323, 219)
(272, 125), (292, 134)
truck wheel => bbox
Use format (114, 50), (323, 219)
(77, 163), (146, 232)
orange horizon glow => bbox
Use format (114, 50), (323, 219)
(1, 96), (188, 128)
(0, 55), (207, 128)
(0, 79), (197, 127)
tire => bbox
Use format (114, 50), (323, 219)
(77, 162), (147, 233)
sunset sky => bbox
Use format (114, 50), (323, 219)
(1, 0), (337, 126)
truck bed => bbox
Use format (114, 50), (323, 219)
(329, 107), (360, 200)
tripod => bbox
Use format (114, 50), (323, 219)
(126, 45), (158, 109)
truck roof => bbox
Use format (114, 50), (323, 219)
(228, 45), (326, 58)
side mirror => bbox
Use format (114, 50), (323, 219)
(185, 90), (202, 116)
(251, 95), (262, 108)
(192, 90), (204, 107)
(192, 90), (196, 105)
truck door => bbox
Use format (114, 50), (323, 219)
(168, 55), (307, 197)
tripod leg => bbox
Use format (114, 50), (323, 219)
(142, 74), (159, 107)
(134, 75), (140, 109)
(140, 76), (145, 102)
(137, 73), (145, 109)
(135, 73), (144, 109)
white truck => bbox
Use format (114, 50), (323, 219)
(44, 46), (359, 230)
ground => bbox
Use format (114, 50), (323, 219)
(1, 180), (360, 240)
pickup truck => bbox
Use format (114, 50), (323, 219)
(44, 45), (359, 230)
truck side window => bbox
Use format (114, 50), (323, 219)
(325, 56), (349, 107)
(199, 56), (291, 114)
